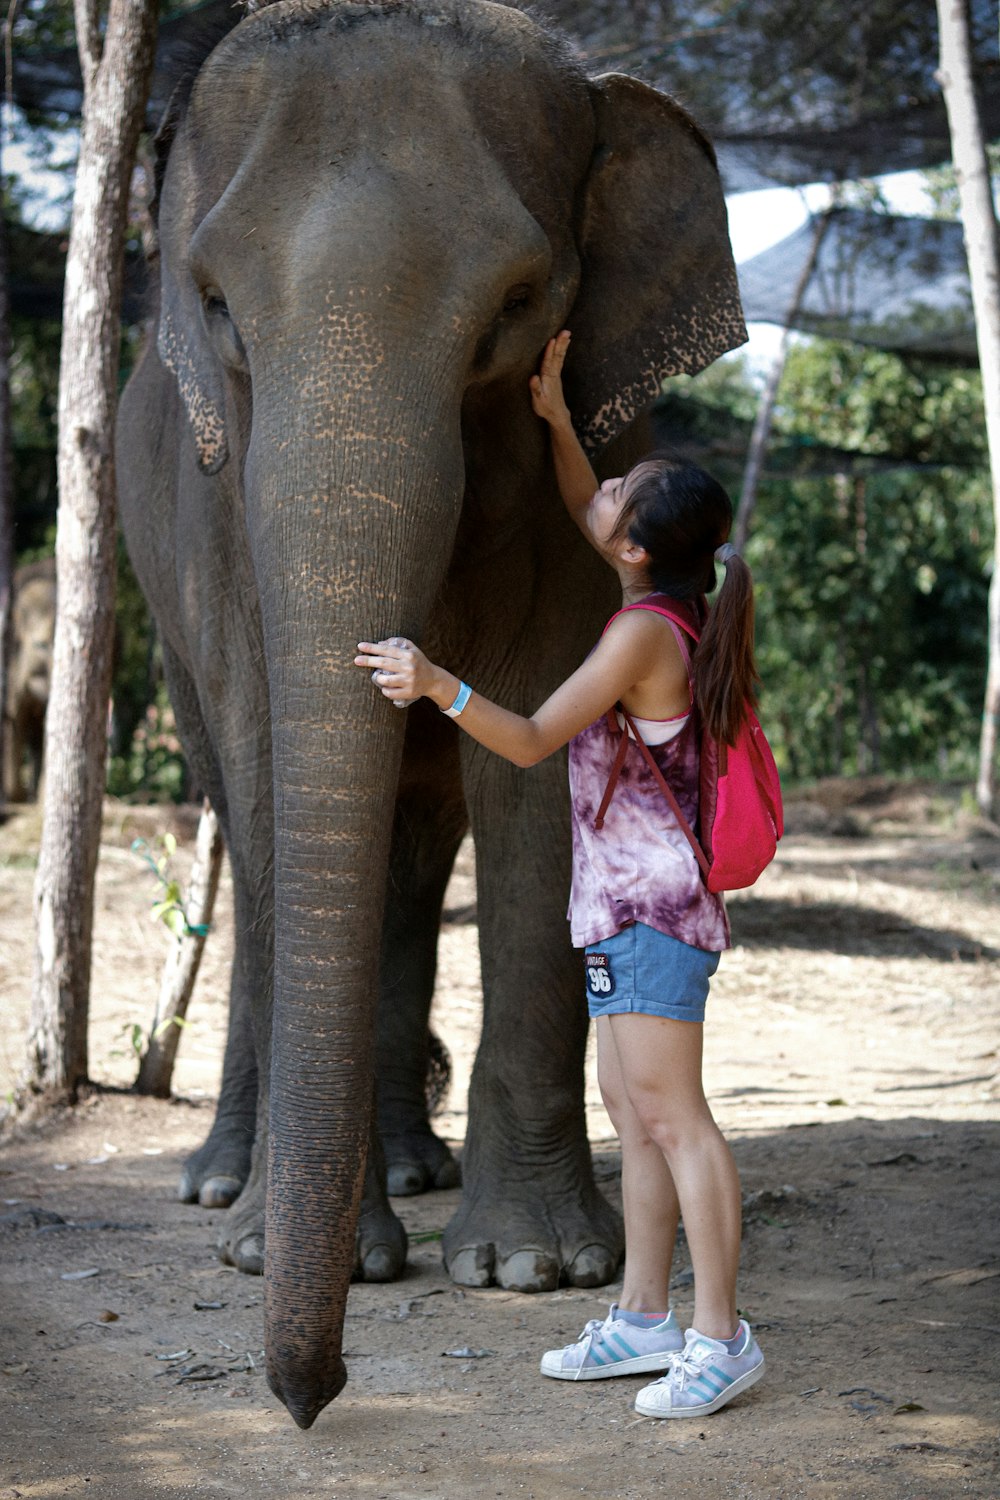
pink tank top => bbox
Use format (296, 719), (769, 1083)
(566, 594), (731, 952)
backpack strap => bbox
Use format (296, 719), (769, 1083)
(604, 595), (701, 673)
(592, 710), (634, 831)
(593, 707), (711, 882)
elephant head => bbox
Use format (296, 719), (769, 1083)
(146, 0), (744, 1428)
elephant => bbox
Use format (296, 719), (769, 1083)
(116, 0), (745, 1428)
(2, 557), (56, 803)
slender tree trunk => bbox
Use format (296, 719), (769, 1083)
(26, 0), (159, 1099)
(733, 212), (830, 552)
(0, 170), (14, 788)
(936, 0), (1000, 818)
(135, 800), (224, 1099)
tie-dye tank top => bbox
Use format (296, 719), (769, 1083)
(567, 594), (731, 952)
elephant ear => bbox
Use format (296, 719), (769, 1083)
(153, 91), (230, 476)
(566, 74), (746, 454)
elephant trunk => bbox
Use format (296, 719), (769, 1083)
(248, 358), (465, 1428)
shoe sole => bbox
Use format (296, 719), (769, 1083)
(540, 1348), (683, 1381)
(634, 1355), (765, 1416)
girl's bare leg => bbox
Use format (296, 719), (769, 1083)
(607, 1013), (742, 1339)
(596, 1015), (679, 1312)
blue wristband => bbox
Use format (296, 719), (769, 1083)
(442, 681), (473, 718)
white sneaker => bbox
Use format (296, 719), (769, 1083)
(634, 1321), (765, 1417)
(540, 1305), (684, 1381)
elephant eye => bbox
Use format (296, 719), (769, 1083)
(502, 284), (532, 314)
(200, 285), (247, 372)
(202, 287), (230, 319)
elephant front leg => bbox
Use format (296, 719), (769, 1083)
(157, 643), (258, 1214)
(443, 749), (623, 1292)
(178, 955), (257, 1209)
(376, 709), (467, 1195)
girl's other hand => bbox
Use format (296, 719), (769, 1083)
(354, 637), (426, 708)
(529, 330), (572, 427)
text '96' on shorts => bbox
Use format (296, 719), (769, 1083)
(583, 921), (720, 1023)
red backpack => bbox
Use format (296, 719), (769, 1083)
(595, 598), (783, 894)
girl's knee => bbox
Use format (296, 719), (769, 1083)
(633, 1096), (716, 1159)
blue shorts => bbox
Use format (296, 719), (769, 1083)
(583, 922), (720, 1023)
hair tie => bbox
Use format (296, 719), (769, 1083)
(715, 542), (739, 564)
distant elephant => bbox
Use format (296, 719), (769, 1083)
(2, 557), (56, 803)
(116, 0), (745, 1428)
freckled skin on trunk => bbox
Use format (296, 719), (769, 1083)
(117, 0), (744, 1427)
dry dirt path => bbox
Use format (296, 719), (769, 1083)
(1, 786), (998, 1500)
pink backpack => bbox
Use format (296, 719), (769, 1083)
(595, 597), (783, 894)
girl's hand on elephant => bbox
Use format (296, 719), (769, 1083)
(530, 330), (573, 428)
(355, 637), (441, 709)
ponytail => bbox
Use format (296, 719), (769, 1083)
(611, 455), (760, 744)
(693, 549), (758, 746)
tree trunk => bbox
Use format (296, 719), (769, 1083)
(26, 0), (159, 1100)
(733, 212), (830, 552)
(936, 0), (1000, 819)
(0, 170), (14, 789)
(135, 800), (224, 1099)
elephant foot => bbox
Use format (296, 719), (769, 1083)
(178, 1122), (253, 1209)
(443, 1186), (623, 1293)
(353, 1196), (408, 1282)
(218, 1176), (266, 1276)
(382, 1127), (461, 1197)
(215, 1166), (409, 1283)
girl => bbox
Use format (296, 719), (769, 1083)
(355, 331), (764, 1419)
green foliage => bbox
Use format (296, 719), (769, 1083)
(108, 682), (188, 802)
(736, 341), (992, 781)
(131, 832), (210, 940)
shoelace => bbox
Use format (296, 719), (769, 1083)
(651, 1346), (701, 1389)
(578, 1317), (610, 1347)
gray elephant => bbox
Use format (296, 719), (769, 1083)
(2, 557), (56, 803)
(116, 0), (745, 1428)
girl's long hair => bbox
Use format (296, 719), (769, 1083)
(611, 454), (758, 746)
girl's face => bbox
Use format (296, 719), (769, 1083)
(589, 474), (629, 552)
(588, 461), (661, 559)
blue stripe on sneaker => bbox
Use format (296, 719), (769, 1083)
(691, 1368), (729, 1398)
(606, 1333), (640, 1361)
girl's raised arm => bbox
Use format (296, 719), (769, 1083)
(530, 332), (598, 530)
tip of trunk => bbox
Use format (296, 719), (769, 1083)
(267, 1357), (347, 1429)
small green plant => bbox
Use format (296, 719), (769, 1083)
(132, 833), (210, 940)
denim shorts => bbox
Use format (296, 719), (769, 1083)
(583, 922), (720, 1022)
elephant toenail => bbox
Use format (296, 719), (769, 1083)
(496, 1250), (560, 1293)
(199, 1175), (243, 1208)
(386, 1162), (427, 1197)
(446, 1245), (495, 1287)
(567, 1243), (621, 1287)
(233, 1235), (264, 1275)
(361, 1243), (403, 1281)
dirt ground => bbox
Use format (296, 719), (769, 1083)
(1, 782), (998, 1500)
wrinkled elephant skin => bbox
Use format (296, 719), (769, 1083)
(116, 0), (745, 1428)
